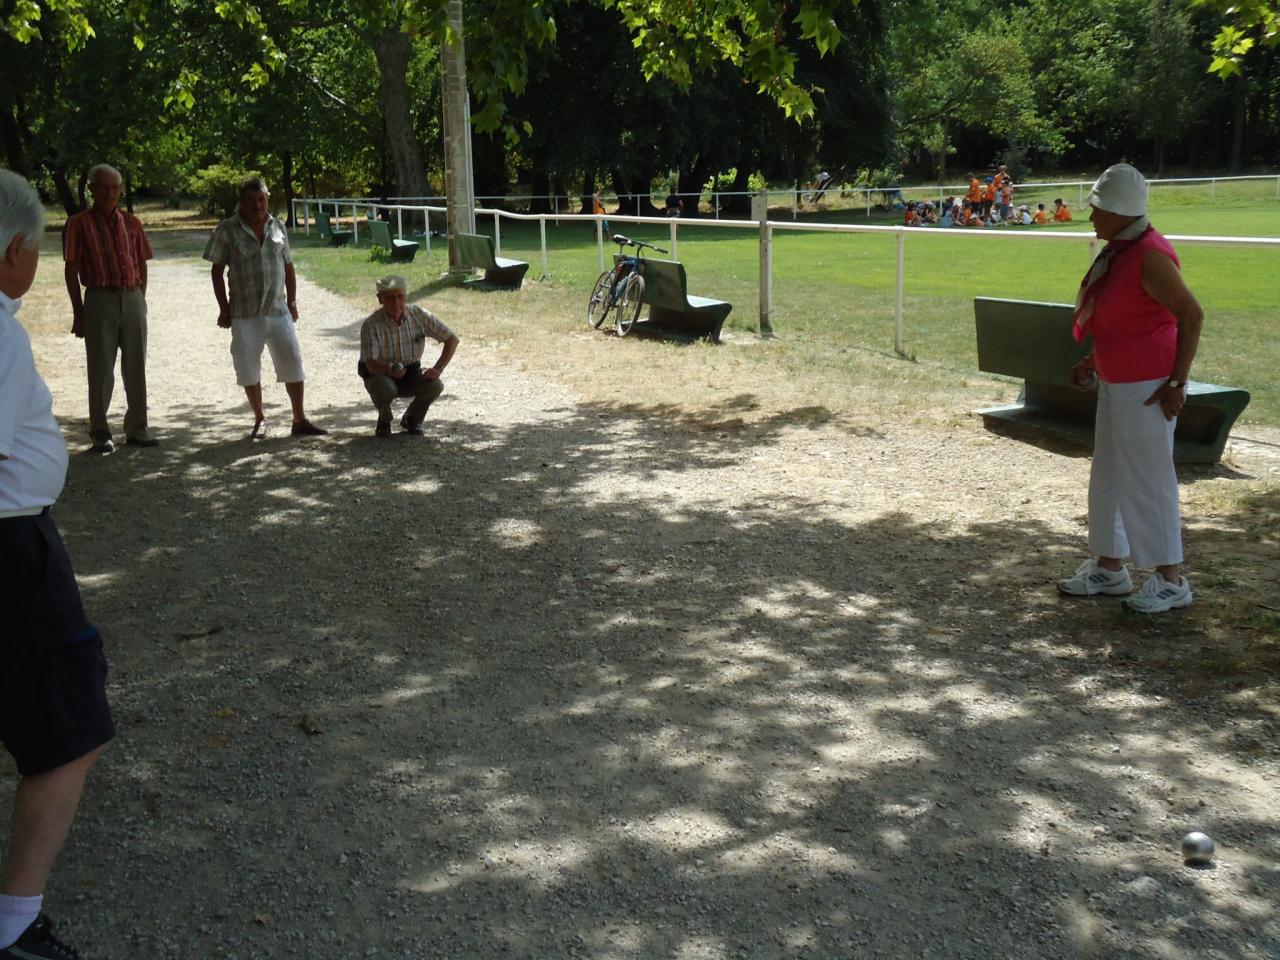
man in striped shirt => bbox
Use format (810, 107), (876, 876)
(63, 163), (157, 454)
(358, 275), (458, 437)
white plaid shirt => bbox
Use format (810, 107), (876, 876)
(360, 304), (454, 366)
(203, 214), (292, 320)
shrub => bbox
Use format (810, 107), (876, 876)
(189, 164), (264, 217)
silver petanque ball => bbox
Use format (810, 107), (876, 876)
(391, 361), (405, 376)
(1181, 831), (1215, 866)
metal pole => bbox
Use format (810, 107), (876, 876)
(493, 211), (501, 255)
(669, 217), (677, 261)
(597, 217), (605, 272)
(866, 188), (871, 219)
(894, 229), (905, 355)
(539, 217), (548, 278)
(397, 208), (403, 241)
(424, 209), (431, 254)
(1210, 178), (1216, 202)
(793, 183), (799, 220)
(352, 203), (359, 244)
(715, 193), (720, 220)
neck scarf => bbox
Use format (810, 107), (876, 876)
(1072, 215), (1151, 341)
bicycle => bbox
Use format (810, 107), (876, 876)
(586, 234), (667, 337)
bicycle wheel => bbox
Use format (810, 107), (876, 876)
(587, 269), (614, 329)
(615, 274), (645, 337)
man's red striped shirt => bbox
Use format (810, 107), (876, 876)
(63, 207), (153, 289)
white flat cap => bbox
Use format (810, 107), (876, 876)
(1089, 163), (1148, 217)
(376, 274), (408, 294)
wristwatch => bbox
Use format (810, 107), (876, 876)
(1167, 378), (1182, 389)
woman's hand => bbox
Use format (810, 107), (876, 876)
(1144, 380), (1185, 421)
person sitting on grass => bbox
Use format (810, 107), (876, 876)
(358, 275), (459, 438)
(940, 202), (955, 227)
(1033, 203), (1049, 224)
(904, 201), (919, 226)
(960, 199), (983, 227)
(1053, 198), (1073, 222)
(1015, 204), (1033, 225)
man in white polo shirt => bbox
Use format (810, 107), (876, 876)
(0, 170), (115, 960)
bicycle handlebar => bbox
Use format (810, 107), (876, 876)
(611, 234), (668, 255)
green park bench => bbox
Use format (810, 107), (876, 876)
(454, 232), (529, 288)
(314, 211), (353, 247)
(635, 258), (732, 342)
(973, 296), (1250, 464)
(367, 219), (419, 262)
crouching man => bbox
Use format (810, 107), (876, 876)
(359, 275), (458, 437)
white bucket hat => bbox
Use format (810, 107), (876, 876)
(1088, 163), (1148, 216)
(376, 274), (408, 294)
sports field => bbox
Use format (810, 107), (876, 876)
(292, 184), (1280, 425)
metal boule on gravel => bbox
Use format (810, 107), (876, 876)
(1181, 831), (1215, 866)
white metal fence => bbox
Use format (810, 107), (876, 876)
(291, 197), (1280, 353)
(300, 174), (1280, 223)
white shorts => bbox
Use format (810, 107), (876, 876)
(229, 312), (305, 386)
(1088, 378), (1183, 566)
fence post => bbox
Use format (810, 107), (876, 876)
(894, 229), (905, 355)
(396, 208), (403, 241)
(866, 188), (871, 219)
(1210, 178), (1217, 202)
(597, 217), (605, 273)
(424, 208), (431, 254)
(754, 191), (773, 337)
(539, 217), (548, 278)
(1078, 183), (1084, 208)
(493, 211), (501, 255)
(715, 193), (720, 220)
(352, 203), (360, 245)
(793, 182), (799, 221)
(669, 218), (678, 261)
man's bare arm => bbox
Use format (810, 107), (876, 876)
(64, 262), (84, 338)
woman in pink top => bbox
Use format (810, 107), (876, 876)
(1057, 163), (1204, 613)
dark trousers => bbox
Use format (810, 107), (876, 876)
(359, 361), (444, 426)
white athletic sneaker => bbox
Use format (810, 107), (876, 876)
(1122, 573), (1193, 613)
(1058, 559), (1133, 597)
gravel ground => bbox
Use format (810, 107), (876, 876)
(4, 259), (1278, 960)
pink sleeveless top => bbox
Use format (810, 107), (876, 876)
(1090, 229), (1180, 383)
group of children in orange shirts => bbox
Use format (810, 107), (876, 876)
(904, 165), (1074, 228)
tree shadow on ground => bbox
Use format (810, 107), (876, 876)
(28, 395), (1280, 960)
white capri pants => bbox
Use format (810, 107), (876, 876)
(1088, 378), (1183, 567)
(229, 312), (305, 386)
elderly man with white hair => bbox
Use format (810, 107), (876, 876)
(62, 162), (157, 453)
(0, 170), (115, 960)
(358, 275), (459, 437)
(1058, 163), (1205, 614)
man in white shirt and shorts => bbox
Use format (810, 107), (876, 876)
(204, 177), (327, 439)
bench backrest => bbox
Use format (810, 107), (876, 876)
(637, 258), (690, 310)
(315, 211), (334, 240)
(367, 219), (394, 247)
(454, 233), (497, 268)
(974, 297), (1091, 386)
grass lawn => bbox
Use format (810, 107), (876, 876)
(292, 190), (1280, 426)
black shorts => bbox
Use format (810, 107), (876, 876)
(0, 508), (115, 776)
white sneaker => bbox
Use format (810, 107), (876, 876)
(1122, 573), (1193, 613)
(1058, 559), (1133, 596)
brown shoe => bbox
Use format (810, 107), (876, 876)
(290, 419), (328, 437)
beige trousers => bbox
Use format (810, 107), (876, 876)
(83, 287), (148, 443)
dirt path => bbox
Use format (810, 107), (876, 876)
(5, 259), (1277, 960)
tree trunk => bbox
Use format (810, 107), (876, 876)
(76, 173), (88, 211)
(529, 168), (551, 214)
(50, 170), (78, 217)
(719, 164), (753, 217)
(374, 27), (429, 206)
(676, 161), (713, 218)
(1229, 74), (1246, 172)
(281, 150), (295, 228)
(0, 104), (27, 174)
(580, 173), (593, 214)
(124, 169), (134, 213)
